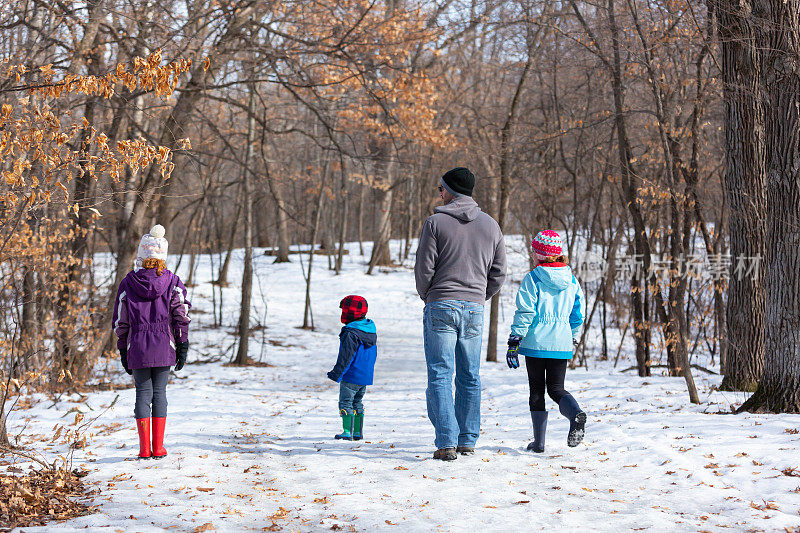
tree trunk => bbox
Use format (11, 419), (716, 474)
(487, 51), (531, 363)
(183, 202), (209, 284)
(303, 182), (326, 329)
(368, 155), (395, 272)
(713, 0), (767, 392)
(269, 178), (291, 263)
(631, 261), (651, 377)
(20, 267), (36, 372)
(55, 0), (105, 384)
(216, 188), (242, 286)
(358, 182), (366, 257)
(605, 0), (651, 377)
(741, 0), (800, 412)
(235, 84), (257, 365)
(335, 156), (349, 274)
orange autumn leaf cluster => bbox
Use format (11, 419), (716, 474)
(0, 50), (194, 208)
(2, 49), (193, 100)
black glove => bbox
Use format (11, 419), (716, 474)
(175, 341), (189, 371)
(506, 334), (522, 369)
(120, 346), (132, 375)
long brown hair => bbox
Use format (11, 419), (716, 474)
(142, 257), (166, 276)
(540, 254), (568, 265)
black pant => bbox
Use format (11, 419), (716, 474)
(525, 357), (569, 412)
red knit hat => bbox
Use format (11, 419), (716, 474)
(532, 230), (563, 260)
(340, 295), (368, 324)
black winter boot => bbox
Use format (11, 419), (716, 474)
(558, 395), (586, 447)
(527, 411), (548, 452)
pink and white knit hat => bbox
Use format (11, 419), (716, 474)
(135, 224), (168, 270)
(532, 230), (563, 260)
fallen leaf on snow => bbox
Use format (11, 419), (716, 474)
(781, 467), (800, 477)
(270, 507), (290, 520)
(750, 500), (779, 511)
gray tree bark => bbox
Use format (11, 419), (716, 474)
(712, 0), (767, 392)
(741, 0), (800, 412)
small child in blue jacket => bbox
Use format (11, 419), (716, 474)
(327, 295), (378, 441)
(506, 230), (585, 453)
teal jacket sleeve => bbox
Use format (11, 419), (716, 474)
(570, 277), (585, 339)
(510, 273), (538, 338)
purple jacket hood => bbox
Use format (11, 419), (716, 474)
(128, 268), (174, 299)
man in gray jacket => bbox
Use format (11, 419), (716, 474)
(414, 167), (507, 461)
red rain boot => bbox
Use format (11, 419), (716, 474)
(151, 417), (167, 459)
(136, 418), (152, 459)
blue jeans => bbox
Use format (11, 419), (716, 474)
(423, 300), (484, 449)
(339, 381), (366, 416)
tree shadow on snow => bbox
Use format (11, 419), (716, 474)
(163, 433), (434, 464)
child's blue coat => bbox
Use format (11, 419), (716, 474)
(327, 319), (378, 385)
(510, 264), (584, 359)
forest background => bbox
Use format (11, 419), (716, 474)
(0, 0), (798, 451)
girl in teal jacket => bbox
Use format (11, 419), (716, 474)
(506, 230), (586, 453)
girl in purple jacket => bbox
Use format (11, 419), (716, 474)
(113, 225), (191, 459)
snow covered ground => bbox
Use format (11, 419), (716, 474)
(7, 239), (800, 532)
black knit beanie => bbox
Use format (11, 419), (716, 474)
(441, 167), (475, 197)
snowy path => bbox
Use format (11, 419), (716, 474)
(9, 243), (800, 532)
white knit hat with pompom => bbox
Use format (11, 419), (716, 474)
(135, 224), (168, 269)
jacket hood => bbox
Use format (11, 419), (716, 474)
(434, 196), (481, 223)
(127, 268), (174, 300)
(532, 265), (573, 292)
(344, 319), (377, 347)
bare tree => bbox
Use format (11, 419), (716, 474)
(235, 82), (257, 365)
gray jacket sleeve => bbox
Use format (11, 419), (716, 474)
(485, 233), (507, 300)
(414, 218), (438, 301)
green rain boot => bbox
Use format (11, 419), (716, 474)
(352, 413), (364, 441)
(335, 410), (354, 441)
